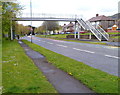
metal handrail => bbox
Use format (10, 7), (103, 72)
(96, 25), (109, 40)
(17, 13), (82, 19)
(86, 21), (102, 41)
(77, 19), (89, 30)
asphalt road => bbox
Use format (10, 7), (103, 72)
(22, 36), (119, 76)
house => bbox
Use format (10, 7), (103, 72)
(109, 13), (120, 29)
(62, 22), (74, 33)
(66, 22), (74, 32)
(88, 14), (115, 30)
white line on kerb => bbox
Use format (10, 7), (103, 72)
(47, 42), (53, 44)
(73, 48), (95, 54)
(105, 55), (120, 59)
(57, 44), (67, 48)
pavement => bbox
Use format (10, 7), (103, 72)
(19, 40), (94, 93)
(22, 36), (119, 76)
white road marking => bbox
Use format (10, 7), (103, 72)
(18, 41), (22, 44)
(47, 42), (53, 44)
(57, 44), (68, 48)
(105, 55), (120, 59)
(73, 48), (95, 54)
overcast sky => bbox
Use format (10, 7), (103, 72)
(17, 0), (119, 27)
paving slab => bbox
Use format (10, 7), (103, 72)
(19, 41), (94, 93)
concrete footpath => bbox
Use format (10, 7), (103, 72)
(19, 41), (94, 93)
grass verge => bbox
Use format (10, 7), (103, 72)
(23, 39), (119, 93)
(111, 36), (120, 39)
(36, 35), (107, 45)
(2, 39), (57, 93)
(0, 43), (2, 94)
(38, 33), (93, 38)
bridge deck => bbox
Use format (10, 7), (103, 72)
(12, 17), (78, 21)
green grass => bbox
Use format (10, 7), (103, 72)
(40, 33), (93, 38)
(36, 35), (107, 45)
(23, 40), (119, 93)
(111, 36), (120, 39)
(44, 34), (70, 38)
(2, 39), (57, 93)
(0, 43), (2, 94)
(108, 32), (120, 35)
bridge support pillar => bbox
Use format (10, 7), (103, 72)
(74, 21), (77, 39)
(89, 33), (92, 39)
(78, 31), (80, 39)
(77, 23), (80, 39)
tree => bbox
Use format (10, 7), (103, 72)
(15, 23), (29, 36)
(35, 26), (45, 34)
(42, 21), (59, 34)
(2, 2), (23, 39)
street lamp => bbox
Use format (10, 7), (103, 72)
(30, 0), (32, 43)
(10, 10), (15, 40)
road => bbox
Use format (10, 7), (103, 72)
(22, 36), (119, 76)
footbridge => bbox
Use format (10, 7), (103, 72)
(12, 17), (77, 22)
(12, 13), (109, 41)
(12, 13), (80, 21)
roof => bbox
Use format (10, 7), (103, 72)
(109, 13), (120, 20)
(88, 15), (114, 22)
(67, 22), (74, 27)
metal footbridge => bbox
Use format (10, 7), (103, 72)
(12, 13), (109, 41)
(12, 17), (77, 22)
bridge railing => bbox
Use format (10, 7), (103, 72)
(17, 13), (82, 19)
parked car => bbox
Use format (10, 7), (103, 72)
(66, 32), (71, 34)
(73, 32), (78, 34)
(60, 32), (64, 34)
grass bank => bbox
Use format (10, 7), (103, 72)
(2, 40), (57, 93)
(23, 40), (119, 93)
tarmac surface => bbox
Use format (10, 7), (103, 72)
(19, 41), (94, 93)
(78, 39), (120, 47)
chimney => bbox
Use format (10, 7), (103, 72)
(96, 14), (99, 17)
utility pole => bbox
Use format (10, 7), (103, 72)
(10, 20), (13, 40)
(30, 0), (32, 43)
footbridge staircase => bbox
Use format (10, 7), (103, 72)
(76, 19), (109, 41)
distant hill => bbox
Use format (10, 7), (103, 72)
(109, 13), (120, 20)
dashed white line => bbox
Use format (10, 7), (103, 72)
(47, 42), (53, 44)
(57, 44), (68, 48)
(105, 55), (120, 59)
(73, 48), (95, 54)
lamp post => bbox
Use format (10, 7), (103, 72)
(30, 0), (32, 43)
(10, 10), (14, 40)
